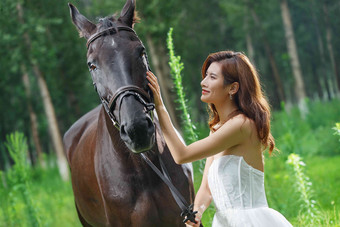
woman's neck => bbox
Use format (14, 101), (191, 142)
(215, 101), (239, 123)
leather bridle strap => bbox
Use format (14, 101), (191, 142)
(86, 26), (136, 49)
(100, 85), (154, 130)
(140, 153), (198, 224)
(109, 85), (151, 111)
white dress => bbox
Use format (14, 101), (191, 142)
(208, 155), (293, 227)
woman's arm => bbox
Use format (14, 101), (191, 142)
(147, 71), (250, 164)
(185, 156), (214, 226)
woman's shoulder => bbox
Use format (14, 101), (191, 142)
(229, 113), (255, 134)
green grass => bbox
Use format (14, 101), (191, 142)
(0, 159), (81, 227)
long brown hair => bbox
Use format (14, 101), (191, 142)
(201, 50), (275, 154)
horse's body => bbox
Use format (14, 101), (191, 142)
(64, 106), (194, 226)
(64, 1), (195, 226)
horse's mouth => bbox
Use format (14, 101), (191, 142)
(122, 132), (155, 153)
(119, 117), (155, 153)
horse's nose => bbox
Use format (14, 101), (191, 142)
(120, 115), (155, 153)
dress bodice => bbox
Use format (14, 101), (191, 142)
(208, 155), (268, 211)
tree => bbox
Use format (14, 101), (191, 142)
(280, 0), (308, 114)
(21, 64), (44, 166)
(17, 3), (69, 180)
(248, 2), (286, 104)
(323, 1), (340, 97)
(309, 0), (332, 100)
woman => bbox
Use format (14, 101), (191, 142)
(147, 50), (292, 227)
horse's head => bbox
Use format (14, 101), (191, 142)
(69, 0), (155, 153)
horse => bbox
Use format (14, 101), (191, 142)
(63, 1), (196, 226)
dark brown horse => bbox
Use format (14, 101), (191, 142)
(63, 1), (195, 226)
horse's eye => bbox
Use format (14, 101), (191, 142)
(141, 52), (148, 66)
(88, 62), (97, 72)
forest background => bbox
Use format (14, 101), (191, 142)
(0, 0), (340, 226)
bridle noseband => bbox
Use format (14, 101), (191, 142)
(101, 85), (155, 130)
(87, 26), (155, 130)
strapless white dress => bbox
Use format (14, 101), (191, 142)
(208, 155), (292, 227)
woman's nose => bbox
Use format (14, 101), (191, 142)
(201, 77), (207, 87)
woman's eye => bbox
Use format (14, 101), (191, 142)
(88, 62), (97, 71)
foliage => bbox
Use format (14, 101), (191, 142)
(264, 155), (340, 227)
(333, 122), (340, 141)
(2, 132), (41, 226)
(167, 28), (197, 144)
(1, 0), (340, 167)
(0, 0), (340, 226)
(0, 0), (98, 168)
(166, 27), (208, 181)
(0, 133), (79, 226)
(271, 99), (340, 157)
(286, 153), (319, 224)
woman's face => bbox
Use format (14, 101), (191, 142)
(200, 62), (229, 104)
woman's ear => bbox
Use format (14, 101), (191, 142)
(229, 82), (239, 95)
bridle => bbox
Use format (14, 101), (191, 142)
(86, 25), (198, 224)
(87, 26), (155, 130)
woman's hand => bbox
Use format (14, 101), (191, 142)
(146, 71), (164, 109)
(185, 212), (202, 227)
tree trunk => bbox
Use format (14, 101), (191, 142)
(244, 8), (255, 65)
(21, 64), (45, 167)
(146, 35), (180, 130)
(323, 2), (340, 97)
(17, 3), (69, 181)
(310, 0), (332, 100)
(249, 6), (286, 104)
(280, 0), (307, 115)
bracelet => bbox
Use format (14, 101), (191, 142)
(196, 204), (206, 217)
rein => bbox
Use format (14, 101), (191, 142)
(87, 26), (198, 224)
(140, 153), (198, 224)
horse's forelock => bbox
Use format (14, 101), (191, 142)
(97, 11), (140, 32)
(97, 17), (118, 32)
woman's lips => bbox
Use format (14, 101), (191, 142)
(202, 89), (209, 95)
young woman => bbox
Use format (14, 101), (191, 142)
(147, 50), (292, 227)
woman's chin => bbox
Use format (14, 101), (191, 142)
(200, 96), (208, 103)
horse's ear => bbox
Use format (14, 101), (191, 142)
(68, 3), (96, 39)
(118, 0), (136, 27)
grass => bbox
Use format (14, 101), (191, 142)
(0, 155), (81, 227)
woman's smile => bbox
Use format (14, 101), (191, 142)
(202, 89), (210, 95)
